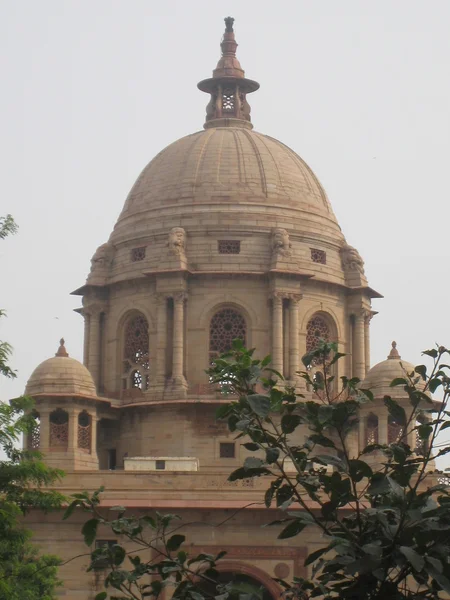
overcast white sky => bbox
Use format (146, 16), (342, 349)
(1, 1), (450, 462)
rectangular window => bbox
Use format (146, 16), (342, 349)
(220, 442), (236, 458)
(131, 246), (146, 262)
(93, 540), (117, 570)
(311, 248), (326, 264)
(218, 240), (240, 254)
(155, 459), (166, 470)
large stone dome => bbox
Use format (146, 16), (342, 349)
(111, 127), (342, 245)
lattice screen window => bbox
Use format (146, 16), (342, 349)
(311, 248), (327, 264)
(49, 409), (69, 448)
(209, 308), (246, 361)
(220, 442), (235, 458)
(366, 414), (379, 445)
(388, 415), (404, 444)
(155, 460), (166, 470)
(78, 411), (92, 452)
(123, 314), (149, 389)
(93, 540), (117, 570)
(131, 246), (146, 262)
(218, 240), (241, 254)
(28, 411), (40, 450)
(306, 315), (330, 352)
(222, 88), (235, 113)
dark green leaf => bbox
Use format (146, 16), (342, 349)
(247, 394), (271, 417)
(314, 454), (346, 470)
(440, 421), (450, 432)
(243, 442), (260, 451)
(266, 448), (280, 464)
(399, 546), (424, 572)
(228, 467), (271, 481)
(95, 593), (107, 600)
(281, 414), (301, 434)
(304, 547), (328, 567)
(390, 378), (408, 387)
(417, 423), (433, 440)
(423, 349), (438, 359)
(348, 459), (373, 482)
(82, 518), (99, 546)
(278, 519), (307, 539)
(244, 457), (264, 469)
(384, 396), (406, 426)
(166, 534), (185, 552)
(415, 365), (427, 380)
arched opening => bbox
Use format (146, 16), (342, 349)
(27, 410), (40, 450)
(78, 411), (92, 452)
(122, 313), (150, 390)
(388, 415), (404, 444)
(366, 413), (379, 445)
(305, 312), (336, 393)
(49, 409), (69, 449)
(209, 307), (247, 363)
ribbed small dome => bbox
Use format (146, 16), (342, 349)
(360, 342), (421, 399)
(25, 339), (97, 399)
(110, 127), (342, 245)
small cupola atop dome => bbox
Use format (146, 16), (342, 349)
(197, 17), (260, 130)
(25, 338), (98, 399)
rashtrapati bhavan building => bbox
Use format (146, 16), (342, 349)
(22, 18), (422, 600)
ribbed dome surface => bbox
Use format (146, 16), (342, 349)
(25, 356), (97, 399)
(111, 127), (342, 244)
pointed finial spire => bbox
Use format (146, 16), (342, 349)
(388, 341), (401, 360)
(197, 17), (259, 130)
(55, 337), (69, 357)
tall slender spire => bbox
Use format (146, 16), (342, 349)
(198, 17), (259, 130)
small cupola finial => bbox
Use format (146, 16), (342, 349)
(197, 17), (260, 130)
(388, 341), (401, 360)
(56, 338), (69, 357)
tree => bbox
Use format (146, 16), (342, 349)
(0, 214), (64, 599)
(71, 339), (450, 600)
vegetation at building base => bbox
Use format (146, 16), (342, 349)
(71, 339), (450, 600)
(0, 214), (64, 600)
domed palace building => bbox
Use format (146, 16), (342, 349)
(21, 18), (420, 600)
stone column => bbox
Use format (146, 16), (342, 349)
(83, 311), (90, 367)
(378, 408), (388, 444)
(272, 293), (284, 376)
(289, 295), (301, 381)
(88, 308), (102, 388)
(352, 310), (366, 381)
(67, 406), (80, 453)
(359, 414), (366, 451)
(38, 404), (51, 453)
(364, 310), (371, 375)
(155, 294), (167, 385)
(172, 292), (187, 385)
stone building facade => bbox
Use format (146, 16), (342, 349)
(21, 18), (424, 600)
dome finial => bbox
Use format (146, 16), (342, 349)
(197, 18), (260, 130)
(56, 338), (69, 358)
(388, 341), (401, 360)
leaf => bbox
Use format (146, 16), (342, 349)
(166, 534), (186, 552)
(314, 454), (346, 470)
(309, 434), (336, 449)
(348, 459), (373, 482)
(399, 546), (424, 572)
(82, 518), (99, 546)
(429, 378), (442, 393)
(63, 499), (80, 520)
(281, 414), (301, 434)
(189, 592), (205, 600)
(390, 378), (408, 387)
(244, 457), (265, 469)
(112, 545), (126, 566)
(266, 448), (280, 464)
(426, 556), (443, 573)
(95, 593), (107, 600)
(243, 442), (260, 451)
(278, 519), (307, 539)
(304, 546), (328, 566)
(426, 565), (450, 593)
(384, 396), (406, 426)
(247, 394), (271, 417)
(415, 365), (427, 380)
(423, 349), (438, 359)
(417, 423), (433, 440)
(228, 466), (271, 481)
(440, 421), (450, 432)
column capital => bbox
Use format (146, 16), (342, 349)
(173, 291), (188, 304)
(84, 303), (107, 317)
(270, 290), (288, 304)
(288, 293), (303, 304)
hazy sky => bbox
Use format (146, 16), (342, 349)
(1, 1), (450, 461)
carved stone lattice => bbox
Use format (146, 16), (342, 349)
(311, 248), (326, 265)
(28, 414), (40, 450)
(132, 370), (142, 388)
(388, 416), (404, 444)
(131, 247), (146, 262)
(366, 414), (379, 445)
(218, 240), (240, 254)
(50, 409), (68, 448)
(306, 315), (330, 352)
(222, 88), (235, 113)
(77, 412), (91, 452)
(210, 309), (246, 359)
(124, 315), (149, 370)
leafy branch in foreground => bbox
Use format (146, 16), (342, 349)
(208, 339), (450, 599)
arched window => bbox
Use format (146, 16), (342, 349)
(78, 411), (92, 452)
(49, 409), (69, 449)
(366, 413), (379, 445)
(27, 411), (40, 450)
(209, 308), (246, 362)
(306, 314), (330, 352)
(388, 415), (404, 444)
(123, 313), (149, 390)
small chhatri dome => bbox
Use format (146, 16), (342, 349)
(25, 339), (97, 399)
(360, 341), (419, 399)
(198, 17), (260, 130)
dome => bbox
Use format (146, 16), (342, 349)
(360, 342), (420, 399)
(111, 127), (342, 246)
(25, 339), (97, 399)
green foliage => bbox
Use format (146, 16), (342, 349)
(206, 340), (450, 599)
